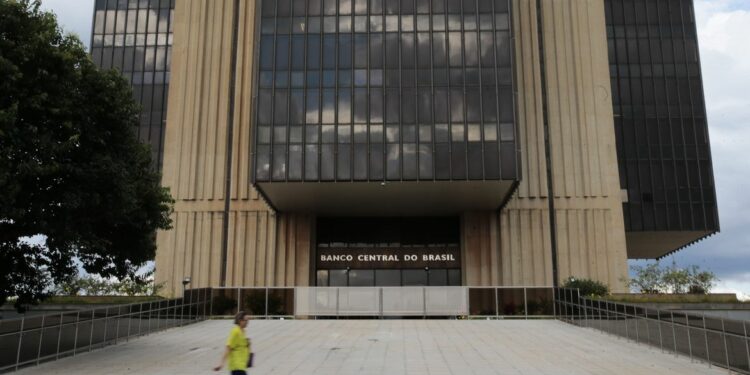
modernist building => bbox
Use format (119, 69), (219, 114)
(91, 0), (718, 296)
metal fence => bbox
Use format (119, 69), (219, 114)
(208, 286), (555, 318)
(0, 288), (211, 373)
(555, 288), (750, 374)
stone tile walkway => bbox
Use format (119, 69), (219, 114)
(17, 319), (726, 375)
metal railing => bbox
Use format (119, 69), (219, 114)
(208, 286), (556, 319)
(0, 288), (211, 373)
(555, 288), (750, 374)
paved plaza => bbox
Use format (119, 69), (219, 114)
(17, 319), (725, 375)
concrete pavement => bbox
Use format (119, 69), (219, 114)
(16, 319), (727, 375)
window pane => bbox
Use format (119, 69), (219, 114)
(290, 90), (304, 124)
(354, 89), (367, 123)
(417, 32), (431, 68)
(348, 269), (374, 286)
(307, 35), (321, 69)
(338, 34), (352, 68)
(370, 34), (383, 68)
(387, 144), (400, 180)
(419, 144), (433, 179)
(402, 270), (427, 286)
(375, 270), (401, 286)
(369, 89), (383, 123)
(276, 36), (289, 69)
(338, 89), (352, 124)
(323, 35), (336, 68)
(385, 33), (399, 68)
(370, 143), (384, 179)
(329, 269), (348, 286)
(428, 269), (447, 286)
(322, 89), (336, 123)
(448, 32), (462, 66)
(337, 144), (351, 179)
(464, 32), (478, 66)
(274, 91), (288, 124)
(306, 90), (320, 123)
(305, 145), (319, 179)
(450, 89), (464, 122)
(316, 270), (329, 286)
(354, 34), (368, 68)
(401, 33), (415, 68)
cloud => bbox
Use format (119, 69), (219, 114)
(40, 0), (95, 49)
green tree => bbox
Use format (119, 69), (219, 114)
(687, 265), (718, 294)
(0, 0), (173, 311)
(626, 263), (665, 294)
(662, 261), (691, 294)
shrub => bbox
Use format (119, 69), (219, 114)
(562, 277), (609, 297)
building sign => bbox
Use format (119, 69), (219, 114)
(317, 247), (461, 269)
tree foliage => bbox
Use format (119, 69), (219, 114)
(0, 0), (173, 311)
(625, 262), (718, 294)
(53, 271), (164, 297)
(626, 263), (665, 294)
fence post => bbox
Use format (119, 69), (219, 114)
(703, 313), (711, 368)
(685, 313), (693, 363)
(495, 288), (499, 319)
(422, 287), (427, 319)
(634, 306), (640, 343)
(36, 315), (45, 364)
(744, 321), (749, 374)
(126, 305), (132, 342)
(657, 310), (664, 352)
(644, 308), (651, 346)
(623, 304), (630, 341)
(721, 319), (730, 372)
(379, 288), (383, 319)
(582, 297), (588, 328)
(72, 311), (81, 355)
(114, 307), (121, 345)
(140, 302), (146, 333)
(102, 308), (109, 346)
(55, 312), (63, 359)
(552, 288), (557, 317)
(669, 311), (677, 357)
(15, 316), (25, 371)
(188, 289), (194, 322)
(88, 311), (95, 352)
(157, 300), (162, 331)
(265, 288), (269, 319)
(523, 288), (528, 320)
(336, 288), (340, 319)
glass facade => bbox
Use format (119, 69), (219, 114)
(90, 0), (174, 170)
(605, 0), (718, 232)
(253, 0), (517, 183)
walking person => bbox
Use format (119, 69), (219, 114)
(214, 311), (252, 374)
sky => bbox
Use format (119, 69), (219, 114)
(38, 0), (750, 297)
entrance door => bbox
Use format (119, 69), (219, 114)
(315, 217), (462, 287)
(316, 268), (461, 286)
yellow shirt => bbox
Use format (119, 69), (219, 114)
(226, 325), (250, 371)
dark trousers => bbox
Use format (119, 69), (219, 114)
(230, 371), (246, 375)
